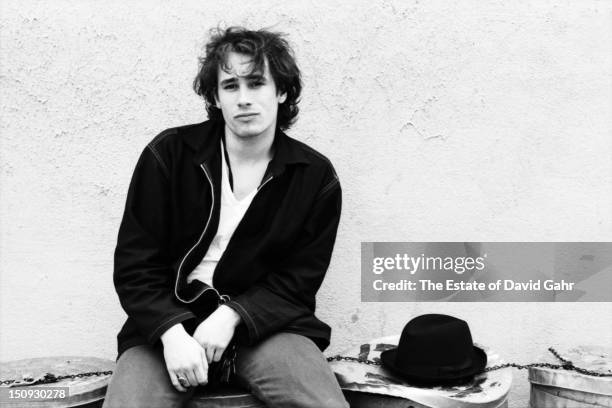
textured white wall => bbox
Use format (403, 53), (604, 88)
(1, 1), (611, 406)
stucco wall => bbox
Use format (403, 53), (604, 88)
(1, 1), (611, 406)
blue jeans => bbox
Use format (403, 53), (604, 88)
(102, 332), (349, 408)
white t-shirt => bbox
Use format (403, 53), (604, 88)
(187, 141), (257, 286)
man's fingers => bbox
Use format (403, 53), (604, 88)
(201, 349), (209, 376)
(213, 348), (224, 363)
(185, 370), (198, 388)
(194, 358), (208, 386)
(205, 346), (215, 364)
(167, 369), (187, 393)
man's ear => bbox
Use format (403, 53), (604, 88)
(278, 92), (287, 104)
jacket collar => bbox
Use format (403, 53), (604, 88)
(185, 120), (310, 176)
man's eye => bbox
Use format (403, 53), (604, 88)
(250, 80), (265, 88)
(223, 84), (237, 90)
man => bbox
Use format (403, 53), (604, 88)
(103, 27), (347, 408)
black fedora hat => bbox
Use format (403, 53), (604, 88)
(380, 314), (487, 384)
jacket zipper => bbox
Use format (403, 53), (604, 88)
(258, 175), (274, 190)
(174, 163), (221, 303)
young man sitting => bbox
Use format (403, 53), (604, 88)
(103, 27), (347, 408)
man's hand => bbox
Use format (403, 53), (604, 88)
(193, 305), (242, 363)
(160, 324), (208, 392)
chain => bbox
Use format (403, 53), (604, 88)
(0, 370), (114, 387)
(327, 347), (612, 378)
(3, 347), (610, 386)
(483, 347), (612, 377)
(326, 355), (382, 365)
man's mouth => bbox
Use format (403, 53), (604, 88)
(235, 113), (258, 119)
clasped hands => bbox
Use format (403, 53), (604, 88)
(160, 305), (241, 392)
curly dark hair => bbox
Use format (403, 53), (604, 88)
(193, 26), (302, 131)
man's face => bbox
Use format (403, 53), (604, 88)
(215, 52), (286, 140)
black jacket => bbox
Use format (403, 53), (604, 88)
(114, 120), (341, 357)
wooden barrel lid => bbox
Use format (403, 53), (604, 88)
(529, 346), (612, 393)
(329, 335), (512, 408)
(0, 356), (115, 408)
(528, 345), (612, 407)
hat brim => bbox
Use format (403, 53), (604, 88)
(380, 346), (487, 384)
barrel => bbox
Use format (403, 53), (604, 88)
(528, 346), (612, 408)
(330, 335), (512, 408)
(186, 386), (447, 408)
(0, 356), (115, 408)
(186, 385), (265, 408)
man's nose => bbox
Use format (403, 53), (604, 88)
(237, 85), (251, 106)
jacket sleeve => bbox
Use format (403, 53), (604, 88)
(114, 145), (195, 344)
(225, 175), (341, 345)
